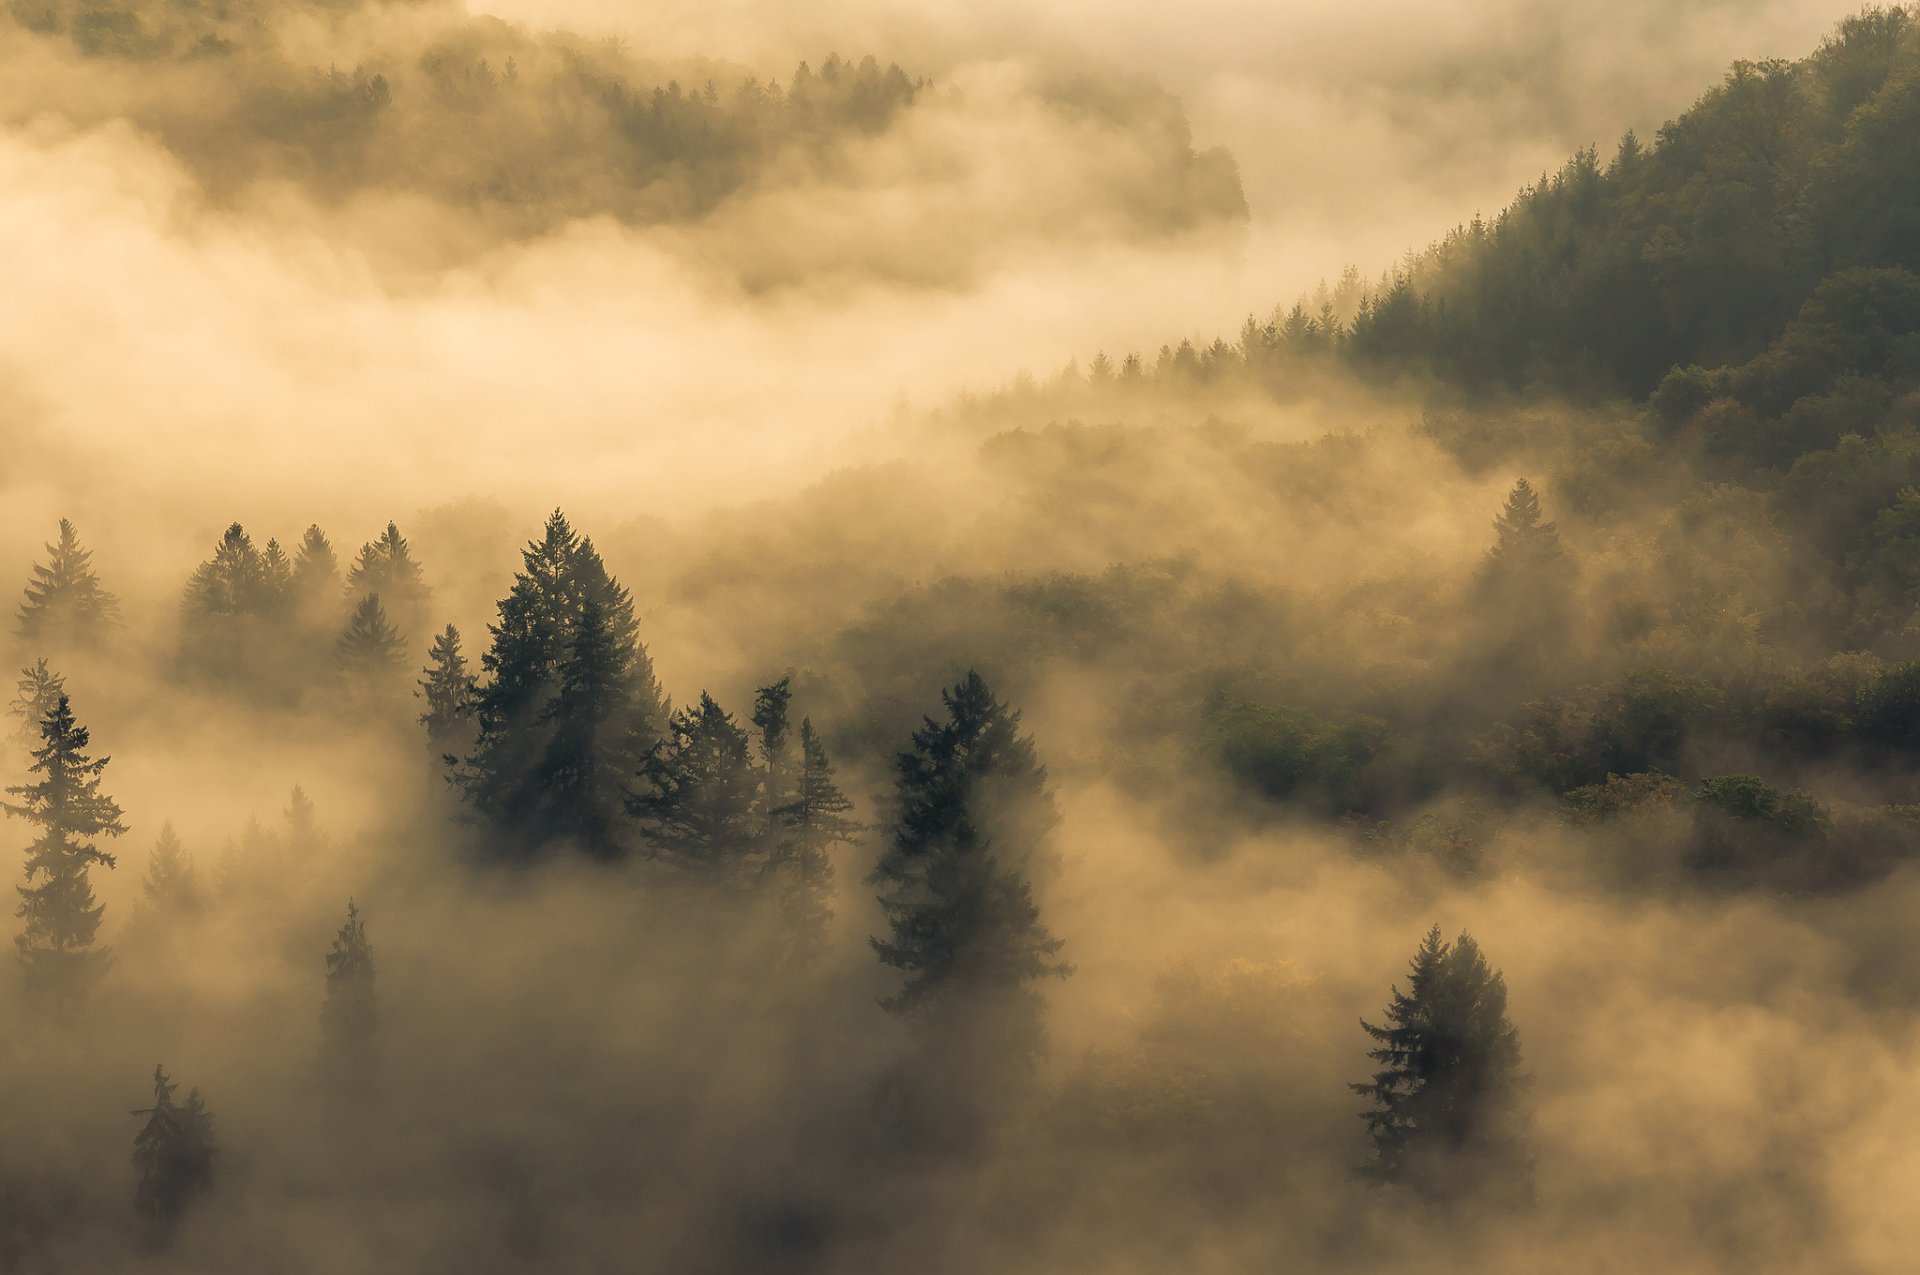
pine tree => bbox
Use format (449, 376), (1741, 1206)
(9, 660), (65, 739)
(458, 511), (666, 856)
(1485, 478), (1565, 572)
(259, 537), (294, 620)
(418, 624), (477, 759)
(131, 1065), (216, 1230)
(1353, 926), (1531, 1199)
(869, 671), (1068, 1012)
(292, 524), (341, 612)
(180, 523), (268, 677)
(345, 522), (430, 629)
(141, 823), (202, 914)
(320, 899), (378, 1096)
(335, 594), (408, 684)
(631, 693), (764, 883)
(284, 785), (328, 863)
(753, 676), (795, 822)
(16, 519), (120, 647)
(6, 694), (125, 1002)
(770, 718), (855, 961)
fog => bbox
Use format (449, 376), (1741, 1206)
(4, 0), (1917, 1271)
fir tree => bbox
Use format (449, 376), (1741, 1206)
(753, 676), (795, 823)
(418, 624), (477, 759)
(131, 1065), (216, 1231)
(335, 594), (408, 683)
(141, 822), (202, 915)
(16, 519), (120, 647)
(9, 660), (65, 739)
(1353, 926), (1531, 1200)
(180, 523), (269, 677)
(345, 522), (430, 628)
(259, 537), (294, 620)
(459, 511), (666, 856)
(292, 524), (341, 613)
(1485, 478), (1564, 573)
(631, 692), (764, 882)
(5, 694), (125, 1002)
(769, 718), (855, 961)
(284, 785), (328, 863)
(869, 671), (1068, 1012)
(320, 899), (378, 1096)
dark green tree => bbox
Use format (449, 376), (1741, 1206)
(869, 671), (1066, 1008)
(631, 692), (764, 883)
(131, 1065), (216, 1232)
(458, 511), (666, 856)
(335, 594), (408, 685)
(752, 676), (795, 822)
(16, 519), (120, 647)
(1353, 926), (1531, 1199)
(6, 694), (125, 1002)
(320, 899), (378, 1096)
(770, 718), (855, 961)
(418, 624), (477, 760)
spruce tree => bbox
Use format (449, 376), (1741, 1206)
(6, 693), (125, 1002)
(769, 718), (855, 960)
(869, 670), (1066, 1011)
(459, 511), (666, 856)
(345, 522), (430, 630)
(131, 1065), (216, 1231)
(335, 594), (408, 684)
(1353, 926), (1531, 1199)
(631, 692), (764, 882)
(259, 538), (294, 619)
(419, 624), (477, 759)
(16, 519), (120, 647)
(753, 676), (795, 823)
(320, 899), (378, 1096)
(9, 660), (65, 738)
(180, 523), (268, 677)
(1485, 478), (1564, 573)
(141, 823), (202, 915)
(292, 524), (341, 613)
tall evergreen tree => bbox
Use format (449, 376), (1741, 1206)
(753, 676), (795, 823)
(1485, 479), (1565, 573)
(292, 524), (341, 613)
(458, 511), (666, 856)
(259, 537), (294, 619)
(140, 822), (202, 915)
(419, 624), (477, 759)
(16, 519), (119, 647)
(1353, 926), (1531, 1199)
(770, 718), (855, 960)
(320, 899), (378, 1096)
(9, 660), (65, 739)
(631, 692), (764, 882)
(335, 594), (408, 684)
(180, 523), (270, 679)
(131, 1065), (216, 1232)
(5, 694), (125, 1002)
(345, 522), (430, 629)
(869, 671), (1068, 1011)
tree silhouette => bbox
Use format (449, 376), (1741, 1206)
(419, 624), (477, 760)
(632, 692), (764, 883)
(6, 693), (125, 1003)
(320, 899), (378, 1096)
(16, 519), (119, 647)
(346, 521), (430, 630)
(132, 1065), (216, 1234)
(769, 718), (855, 962)
(140, 822), (202, 916)
(1353, 926), (1531, 1200)
(335, 594), (408, 684)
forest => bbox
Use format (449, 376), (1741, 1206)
(5, 1), (1920, 1273)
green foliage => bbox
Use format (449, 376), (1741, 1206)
(1353, 927), (1530, 1200)
(1201, 693), (1382, 815)
(5, 693), (124, 1003)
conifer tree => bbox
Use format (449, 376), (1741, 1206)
(419, 624), (477, 759)
(140, 822), (202, 915)
(259, 537), (294, 619)
(180, 523), (269, 677)
(631, 692), (764, 882)
(6, 693), (125, 1002)
(335, 594), (408, 683)
(1485, 478), (1565, 573)
(320, 899), (378, 1096)
(284, 785), (328, 863)
(770, 718), (855, 960)
(459, 511), (667, 856)
(9, 660), (65, 739)
(753, 676), (795, 823)
(131, 1065), (216, 1230)
(1353, 926), (1531, 1199)
(292, 524), (341, 612)
(16, 519), (120, 647)
(869, 671), (1068, 1012)
(345, 522), (430, 629)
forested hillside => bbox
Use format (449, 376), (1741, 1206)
(5, 4), (1920, 1274)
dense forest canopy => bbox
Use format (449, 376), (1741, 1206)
(6, 3), (1920, 1274)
